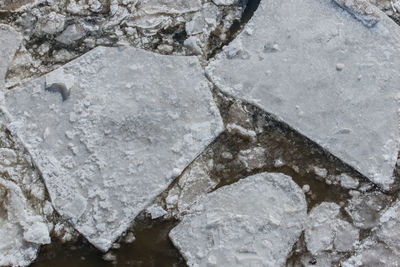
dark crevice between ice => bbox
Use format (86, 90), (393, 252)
(32, 214), (187, 267)
(207, 85), (381, 206)
(25, 0), (266, 266)
(206, 0), (261, 60)
(203, 83), (397, 266)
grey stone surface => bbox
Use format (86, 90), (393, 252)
(1, 46), (223, 251)
(169, 172), (307, 267)
(0, 24), (21, 88)
(206, 0), (400, 189)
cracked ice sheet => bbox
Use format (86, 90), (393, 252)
(169, 172), (307, 267)
(206, 0), (400, 190)
(0, 24), (21, 88)
(1, 46), (223, 251)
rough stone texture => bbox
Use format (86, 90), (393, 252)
(0, 24), (22, 88)
(305, 202), (359, 255)
(206, 0), (400, 190)
(169, 172), (307, 267)
(1, 46), (223, 251)
(0, 178), (50, 266)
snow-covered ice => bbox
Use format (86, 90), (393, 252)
(1, 46), (223, 251)
(342, 199), (400, 266)
(333, 0), (381, 27)
(166, 154), (218, 216)
(305, 202), (359, 255)
(140, 0), (202, 15)
(206, 0), (400, 190)
(0, 24), (21, 88)
(345, 191), (390, 229)
(169, 172), (307, 267)
(0, 178), (50, 266)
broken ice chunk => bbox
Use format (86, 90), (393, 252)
(305, 202), (359, 255)
(0, 178), (50, 266)
(169, 172), (307, 266)
(342, 199), (400, 266)
(206, 0), (400, 190)
(1, 46), (223, 252)
(140, 0), (202, 15)
(333, 0), (381, 28)
(345, 191), (390, 229)
(0, 24), (22, 89)
(338, 173), (359, 189)
(146, 204), (167, 219)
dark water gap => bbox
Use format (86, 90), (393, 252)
(206, 0), (261, 59)
(208, 87), (378, 210)
(29, 1), (265, 266)
(32, 216), (186, 267)
(31, 76), (388, 267)
(27, 0), (398, 265)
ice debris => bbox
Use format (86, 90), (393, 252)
(305, 202), (359, 255)
(333, 0), (381, 27)
(206, 0), (400, 190)
(1, 46), (223, 251)
(342, 199), (400, 266)
(169, 172), (307, 267)
(0, 178), (50, 266)
(0, 25), (21, 88)
(345, 191), (390, 229)
(3, 0), (242, 83)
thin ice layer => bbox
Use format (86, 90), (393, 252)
(1, 46), (223, 251)
(169, 172), (307, 267)
(206, 0), (400, 190)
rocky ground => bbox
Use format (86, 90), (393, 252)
(1, 0), (400, 266)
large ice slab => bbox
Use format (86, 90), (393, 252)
(206, 0), (400, 189)
(0, 24), (21, 88)
(1, 46), (223, 251)
(169, 172), (307, 266)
